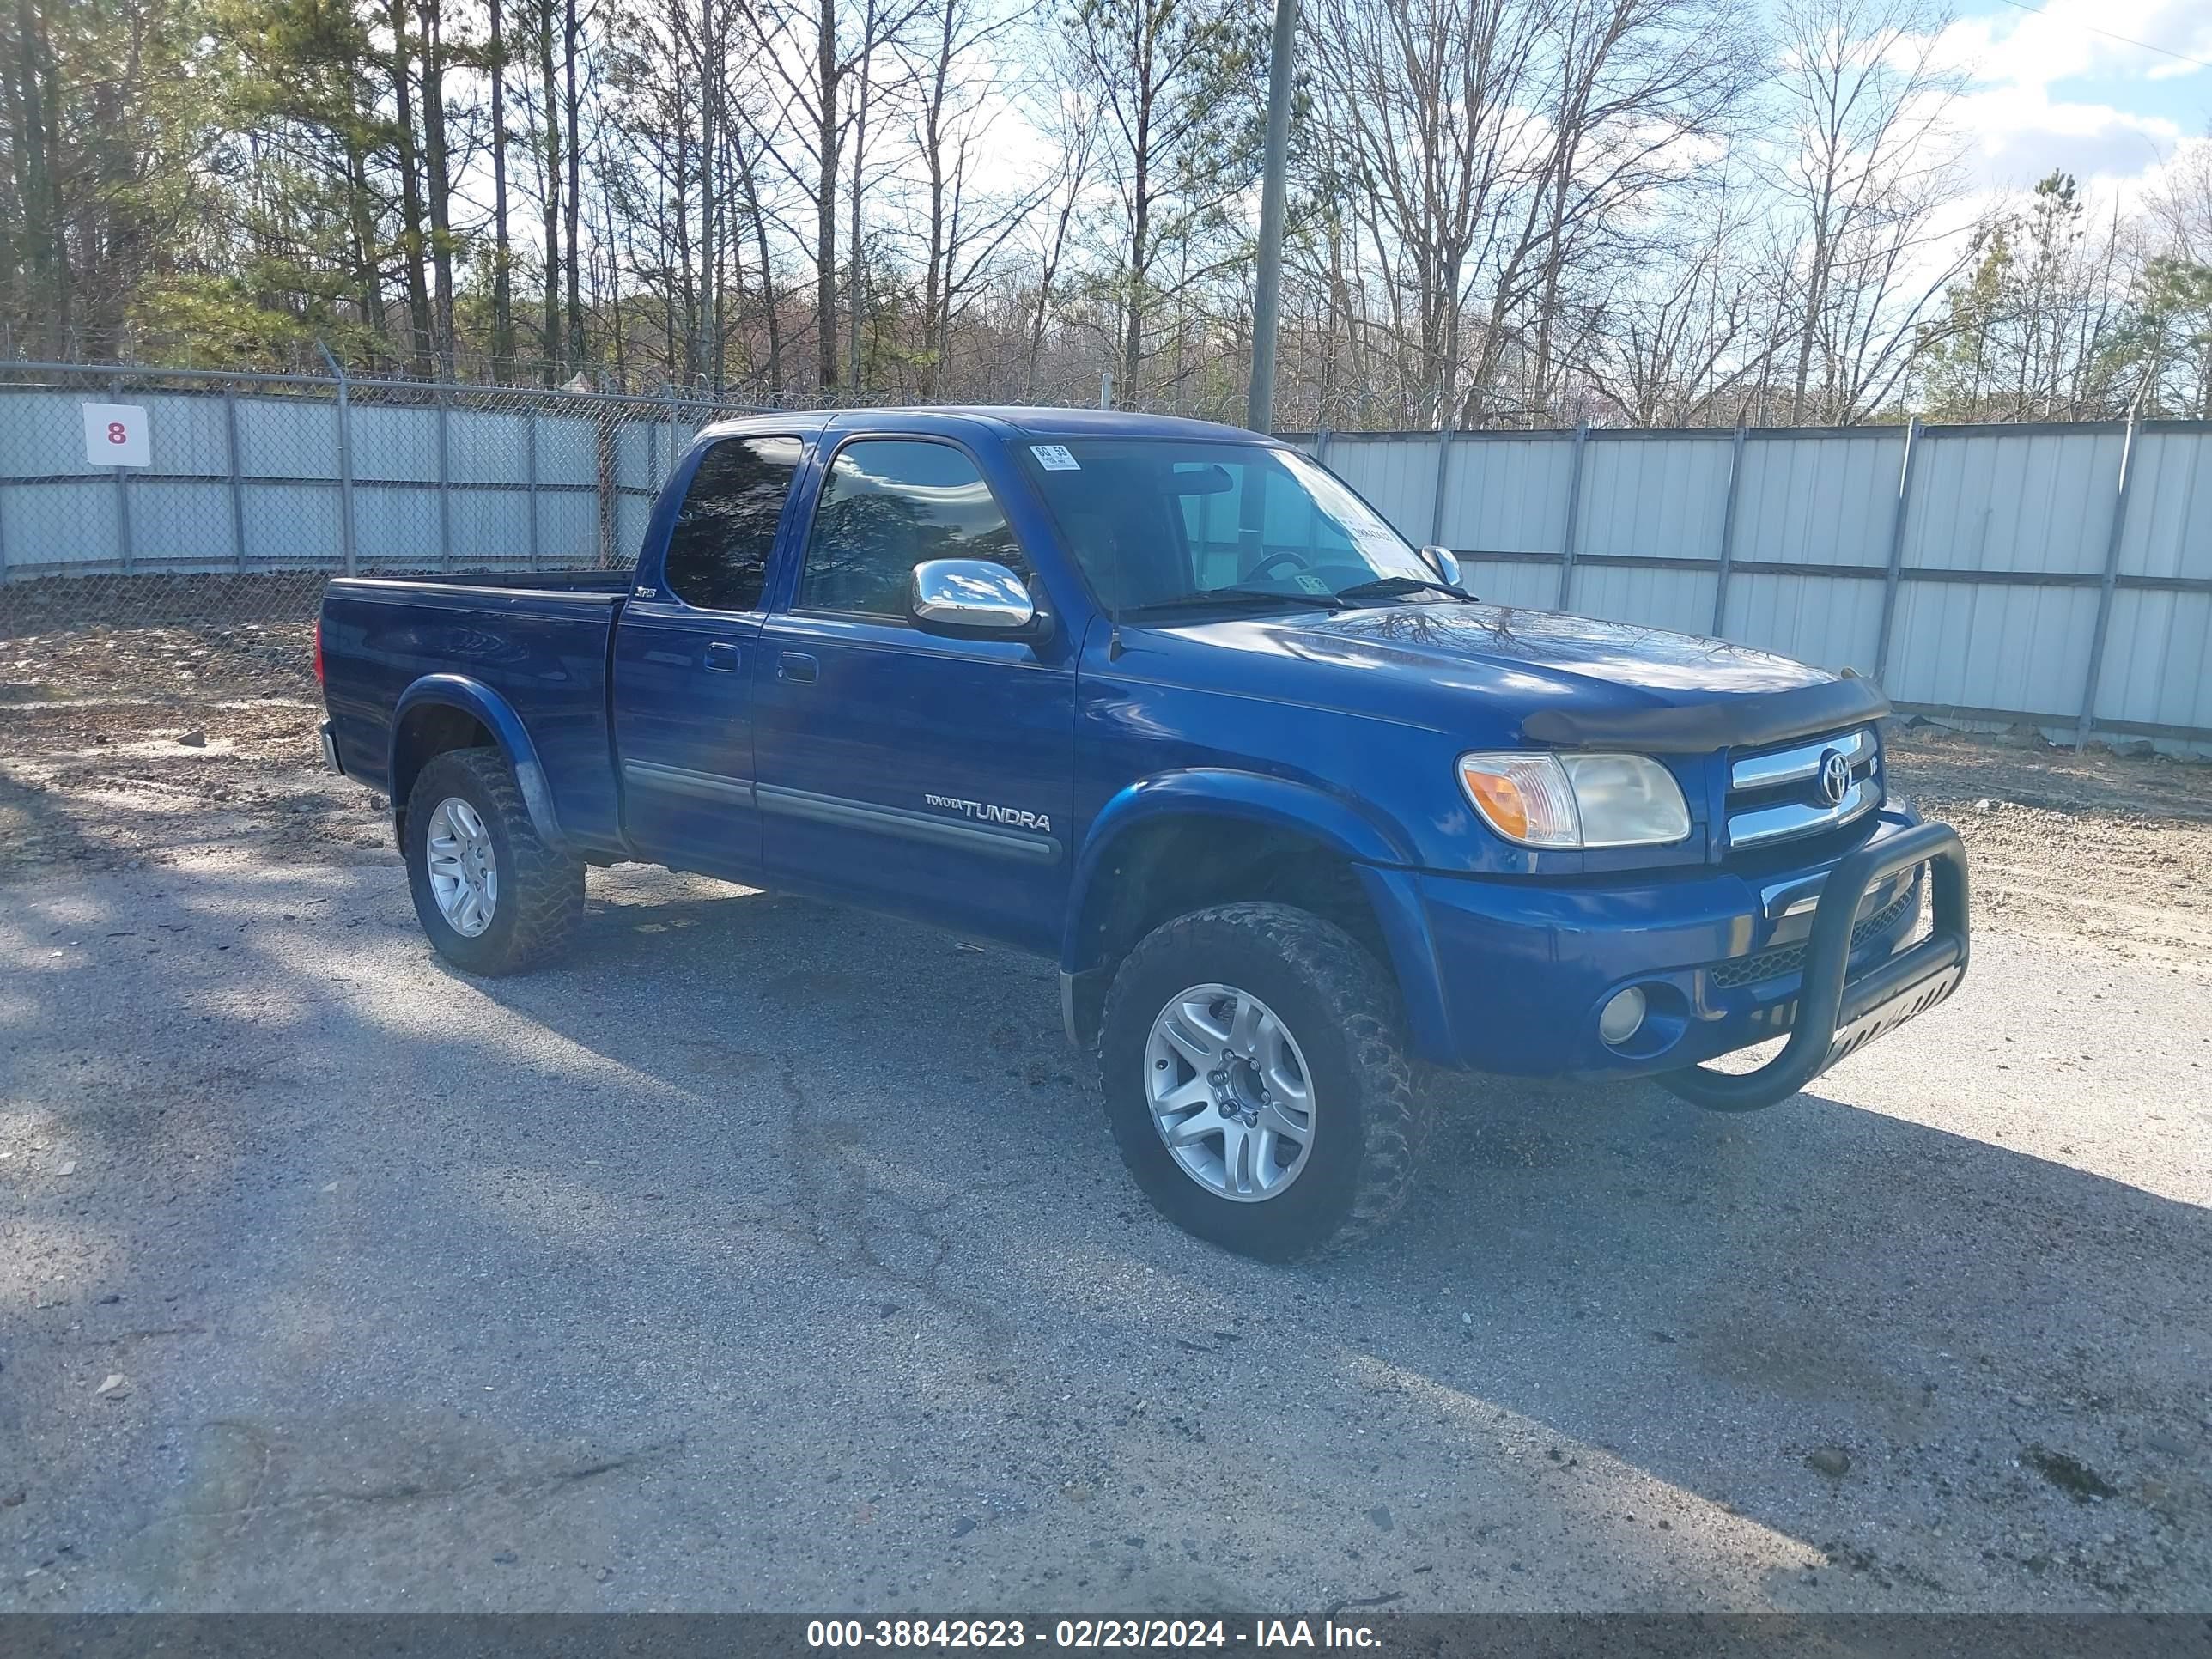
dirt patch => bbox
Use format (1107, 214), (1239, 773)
(1884, 722), (2212, 965)
(3, 615), (2210, 968)
(2025, 1445), (2121, 1504)
(0, 617), (385, 876)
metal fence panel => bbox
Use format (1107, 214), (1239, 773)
(0, 389), (104, 476)
(449, 408), (531, 483)
(143, 390), (231, 476)
(548, 411), (608, 487)
(2096, 590), (2212, 734)
(1886, 581), (2104, 717)
(1577, 434), (1733, 561)
(2118, 429), (2212, 580)
(236, 396), (340, 479)
(1905, 426), (2122, 575)
(1322, 433), (1442, 538)
(1733, 433), (1899, 568)
(1724, 571), (1887, 674)
(127, 477), (232, 569)
(1437, 434), (1576, 554)
(1571, 563), (1719, 638)
(2, 368), (2207, 753)
(1460, 559), (1559, 610)
(243, 481), (341, 568)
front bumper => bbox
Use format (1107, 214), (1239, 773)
(1413, 807), (1968, 1091)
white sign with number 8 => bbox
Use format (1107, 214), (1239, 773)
(82, 402), (151, 469)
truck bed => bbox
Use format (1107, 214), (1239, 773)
(319, 573), (630, 854)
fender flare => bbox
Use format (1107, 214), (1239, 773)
(1060, 770), (1454, 1060)
(389, 674), (565, 851)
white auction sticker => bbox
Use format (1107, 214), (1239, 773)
(1030, 444), (1080, 471)
(82, 403), (151, 468)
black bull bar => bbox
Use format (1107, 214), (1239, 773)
(1658, 820), (1972, 1113)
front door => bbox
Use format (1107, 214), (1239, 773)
(750, 435), (1075, 952)
(612, 433), (805, 883)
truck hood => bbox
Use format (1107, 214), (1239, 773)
(1123, 602), (1885, 751)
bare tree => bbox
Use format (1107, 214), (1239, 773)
(1304, 0), (1558, 422)
(1581, 165), (1773, 425)
(1063, 0), (1262, 398)
(1772, 0), (1969, 422)
(1014, 70), (1097, 399)
(745, 0), (920, 392)
(489, 0), (518, 374)
(898, 0), (1043, 397)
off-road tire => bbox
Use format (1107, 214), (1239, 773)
(404, 746), (584, 975)
(1097, 902), (1428, 1261)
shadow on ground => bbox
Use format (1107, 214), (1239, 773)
(2, 861), (2207, 1613)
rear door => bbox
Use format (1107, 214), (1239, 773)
(612, 433), (805, 881)
(750, 434), (1076, 952)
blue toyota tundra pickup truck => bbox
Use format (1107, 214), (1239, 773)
(316, 408), (1969, 1259)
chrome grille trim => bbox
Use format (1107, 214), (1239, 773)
(1760, 864), (1911, 921)
(1724, 723), (1883, 854)
(1728, 777), (1880, 849)
(1730, 726), (1875, 793)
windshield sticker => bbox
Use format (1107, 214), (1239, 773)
(1030, 444), (1080, 471)
(1294, 574), (1330, 593)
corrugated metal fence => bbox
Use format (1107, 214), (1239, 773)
(1298, 421), (2212, 754)
(0, 363), (761, 586)
(1, 362), (2205, 753)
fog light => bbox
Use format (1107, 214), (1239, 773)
(1599, 987), (1648, 1046)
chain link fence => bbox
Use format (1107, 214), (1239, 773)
(0, 358), (1354, 643)
(0, 362), (799, 641)
(9, 359), (2204, 758)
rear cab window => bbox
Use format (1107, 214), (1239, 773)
(663, 434), (805, 612)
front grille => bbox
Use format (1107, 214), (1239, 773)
(1708, 884), (1919, 990)
(1724, 726), (1882, 854)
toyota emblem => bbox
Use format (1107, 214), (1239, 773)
(1817, 749), (1852, 806)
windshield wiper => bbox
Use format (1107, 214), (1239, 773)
(1332, 575), (1472, 607)
(1122, 586), (1346, 617)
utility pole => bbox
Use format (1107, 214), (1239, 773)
(1245, 0), (1298, 435)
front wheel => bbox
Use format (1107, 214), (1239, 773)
(1097, 902), (1429, 1261)
(404, 746), (584, 975)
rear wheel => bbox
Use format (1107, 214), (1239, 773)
(1097, 902), (1428, 1261)
(404, 747), (583, 975)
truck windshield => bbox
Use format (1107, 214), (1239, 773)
(1018, 439), (1439, 615)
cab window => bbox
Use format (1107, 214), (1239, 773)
(799, 439), (1029, 617)
(663, 434), (804, 612)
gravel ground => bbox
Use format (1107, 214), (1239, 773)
(3, 616), (2209, 1614)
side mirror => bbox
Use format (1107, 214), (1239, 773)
(1419, 544), (1463, 589)
(908, 559), (1045, 640)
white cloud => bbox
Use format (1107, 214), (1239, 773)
(1929, 0), (2203, 205)
(1939, 0), (2210, 98)
(1931, 1), (2209, 197)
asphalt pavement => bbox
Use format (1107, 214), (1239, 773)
(2, 854), (2208, 1612)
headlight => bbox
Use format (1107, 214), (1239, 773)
(1457, 751), (1691, 849)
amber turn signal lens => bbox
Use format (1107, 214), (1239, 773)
(1463, 771), (1529, 840)
(1455, 752), (1583, 848)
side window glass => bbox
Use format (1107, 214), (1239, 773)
(800, 439), (1029, 617)
(663, 434), (804, 612)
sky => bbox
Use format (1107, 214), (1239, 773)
(1935, 0), (2211, 201)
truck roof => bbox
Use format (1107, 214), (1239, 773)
(694, 406), (1272, 446)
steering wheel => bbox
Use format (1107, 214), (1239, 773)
(1246, 550), (1312, 580)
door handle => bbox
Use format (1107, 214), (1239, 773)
(779, 652), (818, 684)
(703, 641), (743, 672)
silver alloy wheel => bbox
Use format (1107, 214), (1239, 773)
(425, 795), (498, 938)
(1144, 982), (1316, 1202)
